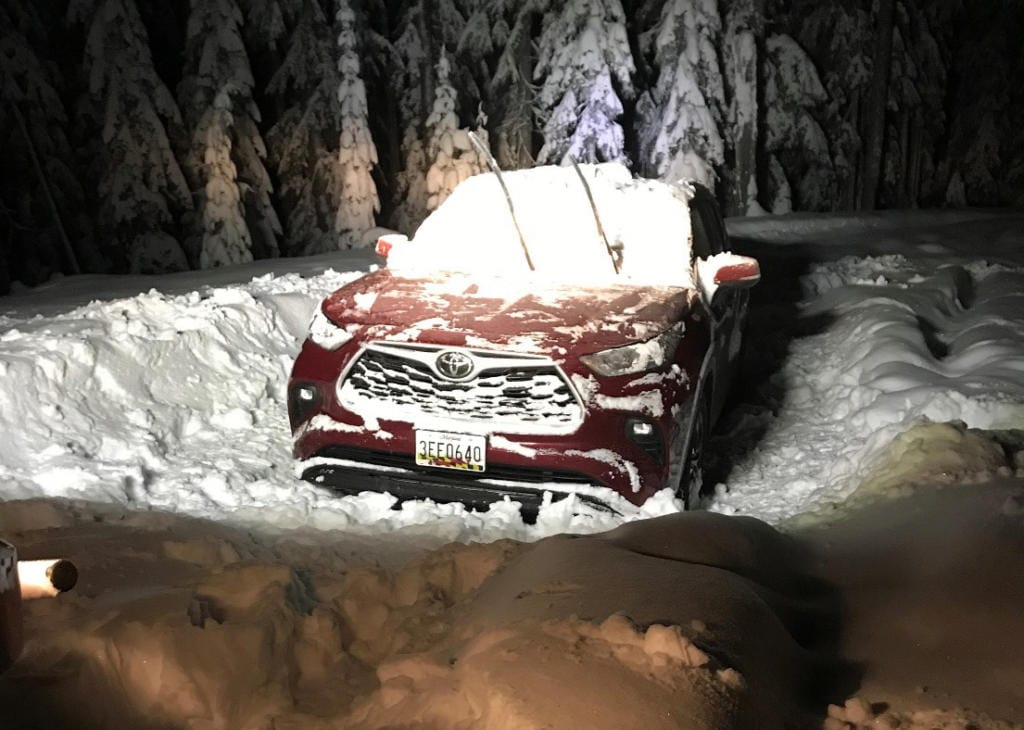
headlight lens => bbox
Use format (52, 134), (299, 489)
(308, 305), (353, 351)
(580, 327), (683, 377)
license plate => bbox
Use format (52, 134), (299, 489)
(415, 430), (486, 472)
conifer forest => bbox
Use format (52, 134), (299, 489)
(1, 0), (1022, 293)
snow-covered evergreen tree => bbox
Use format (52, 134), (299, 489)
(942, 3), (1006, 205)
(535, 0), (635, 165)
(938, 0), (1024, 206)
(393, 2), (429, 126)
(423, 51), (488, 213)
(0, 1), (88, 284)
(762, 34), (833, 212)
(389, 1), (430, 230)
(179, 0), (280, 268)
(69, 0), (192, 273)
(722, 0), (762, 214)
(762, 33), (832, 211)
(393, 128), (430, 233)
(266, 0), (338, 254)
(239, 0), (290, 53)
(334, 0), (380, 243)
(195, 92), (254, 267)
(797, 2), (872, 209)
(267, 0), (379, 253)
(637, 0), (725, 186)
(460, 0), (538, 169)
(349, 0), (403, 184)
(880, 4), (946, 207)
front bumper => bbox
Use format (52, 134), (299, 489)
(299, 448), (618, 520)
(292, 405), (681, 508)
(288, 333), (706, 508)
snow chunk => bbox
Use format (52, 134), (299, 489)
(308, 304), (354, 350)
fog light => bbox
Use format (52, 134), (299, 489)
(288, 382), (321, 426)
(630, 420), (654, 437)
(625, 417), (663, 464)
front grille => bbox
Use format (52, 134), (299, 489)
(338, 343), (583, 433)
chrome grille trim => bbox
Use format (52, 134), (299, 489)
(337, 342), (584, 434)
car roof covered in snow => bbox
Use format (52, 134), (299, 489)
(389, 163), (697, 289)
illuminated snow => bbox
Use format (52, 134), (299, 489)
(388, 163), (697, 289)
(0, 193), (1021, 542)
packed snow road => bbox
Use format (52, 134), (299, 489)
(0, 212), (1022, 552)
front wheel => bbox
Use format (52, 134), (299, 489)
(678, 398), (708, 510)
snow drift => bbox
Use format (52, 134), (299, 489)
(2, 476), (1023, 728)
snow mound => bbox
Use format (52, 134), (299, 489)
(714, 262), (1024, 522)
(5, 475), (1024, 728)
(390, 163), (697, 288)
(0, 270), (360, 512)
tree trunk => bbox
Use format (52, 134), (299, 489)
(724, 0), (762, 216)
(857, 0), (896, 210)
(840, 89), (861, 210)
(897, 110), (910, 206)
(907, 109), (923, 206)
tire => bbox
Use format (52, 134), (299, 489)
(679, 397), (709, 510)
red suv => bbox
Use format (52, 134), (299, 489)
(288, 164), (758, 514)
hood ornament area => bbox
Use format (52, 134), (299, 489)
(435, 351), (474, 380)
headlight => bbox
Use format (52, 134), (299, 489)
(308, 305), (353, 351)
(580, 328), (683, 377)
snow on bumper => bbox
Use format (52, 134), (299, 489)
(291, 410), (676, 507)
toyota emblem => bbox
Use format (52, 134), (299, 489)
(435, 351), (474, 380)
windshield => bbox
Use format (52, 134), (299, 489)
(388, 163), (696, 289)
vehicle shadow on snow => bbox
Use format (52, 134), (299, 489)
(704, 236), (836, 489)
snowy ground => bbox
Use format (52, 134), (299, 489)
(1, 210), (1022, 545)
(1, 210), (1024, 728)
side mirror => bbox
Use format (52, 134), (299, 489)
(712, 254), (760, 289)
(696, 253), (761, 304)
(375, 233), (409, 260)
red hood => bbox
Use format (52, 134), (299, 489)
(320, 269), (696, 355)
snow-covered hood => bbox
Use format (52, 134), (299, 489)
(320, 269), (696, 355)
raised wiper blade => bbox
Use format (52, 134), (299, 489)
(567, 155), (620, 275)
(468, 131), (535, 272)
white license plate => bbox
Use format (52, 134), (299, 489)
(415, 430), (486, 472)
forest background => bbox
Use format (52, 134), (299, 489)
(2, 0), (1022, 293)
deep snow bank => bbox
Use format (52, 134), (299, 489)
(0, 270), (358, 513)
(2, 475), (1023, 729)
(712, 263), (1024, 522)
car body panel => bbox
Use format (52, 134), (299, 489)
(319, 270), (696, 356)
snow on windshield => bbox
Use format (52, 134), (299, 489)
(389, 163), (697, 289)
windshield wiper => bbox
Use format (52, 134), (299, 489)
(567, 155), (621, 275)
(468, 131), (535, 272)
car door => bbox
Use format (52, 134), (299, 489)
(690, 190), (742, 419)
